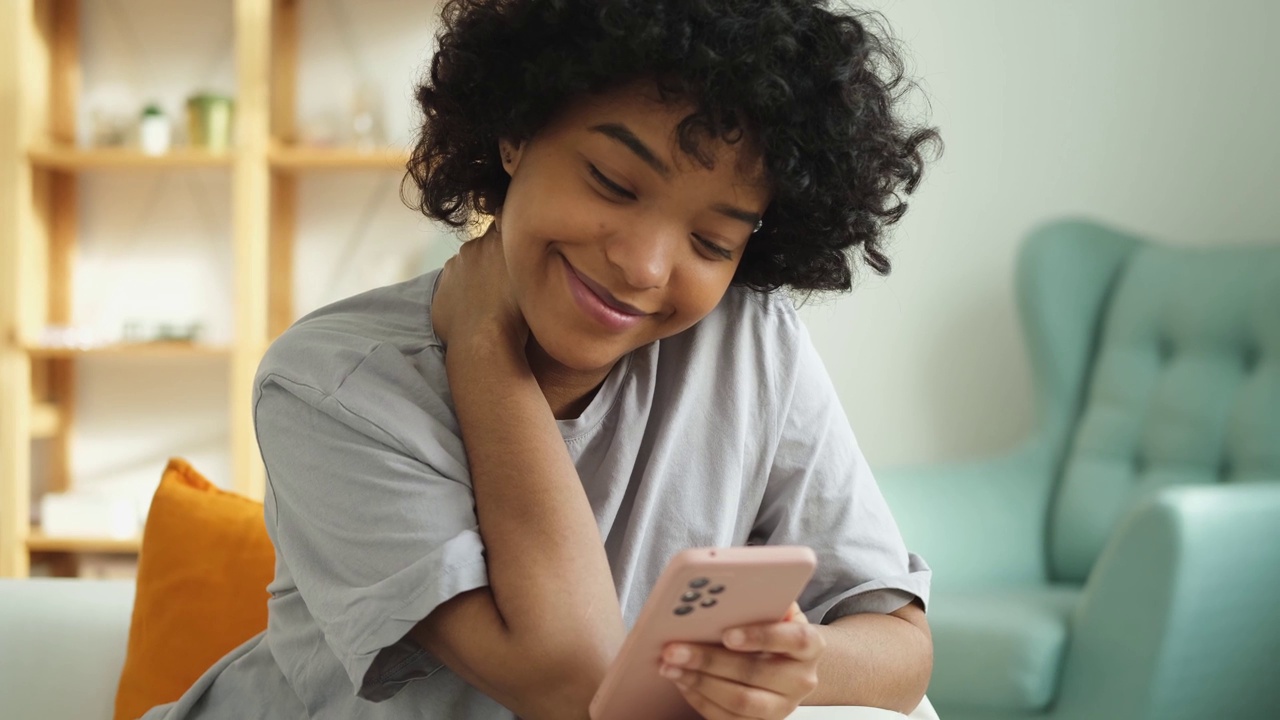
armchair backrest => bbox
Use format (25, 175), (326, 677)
(1047, 236), (1280, 582)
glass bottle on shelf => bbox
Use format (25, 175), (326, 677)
(349, 80), (384, 152)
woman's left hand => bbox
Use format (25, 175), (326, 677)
(659, 602), (825, 719)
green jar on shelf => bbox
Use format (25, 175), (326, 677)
(185, 93), (234, 152)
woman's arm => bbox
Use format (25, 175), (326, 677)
(409, 234), (624, 720)
(805, 600), (932, 712)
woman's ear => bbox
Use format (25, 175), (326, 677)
(498, 138), (525, 176)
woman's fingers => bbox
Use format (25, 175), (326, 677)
(721, 616), (825, 661)
(658, 604), (825, 718)
(661, 643), (817, 698)
(668, 666), (793, 720)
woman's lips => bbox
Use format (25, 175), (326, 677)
(561, 257), (649, 332)
(573, 264), (648, 315)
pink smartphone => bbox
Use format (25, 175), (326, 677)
(589, 545), (817, 720)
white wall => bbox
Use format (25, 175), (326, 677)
(61, 1), (1280, 512)
(807, 0), (1280, 467)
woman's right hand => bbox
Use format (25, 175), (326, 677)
(431, 219), (528, 358)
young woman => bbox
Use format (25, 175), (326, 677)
(142, 1), (941, 719)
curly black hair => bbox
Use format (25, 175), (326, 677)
(401, 0), (942, 293)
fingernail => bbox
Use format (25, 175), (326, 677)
(666, 645), (691, 664)
(660, 664), (683, 680)
(724, 629), (746, 648)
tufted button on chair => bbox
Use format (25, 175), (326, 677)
(878, 218), (1280, 720)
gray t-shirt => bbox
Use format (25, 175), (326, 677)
(141, 270), (930, 720)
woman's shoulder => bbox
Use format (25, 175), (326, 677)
(256, 271), (443, 400)
(253, 270), (467, 480)
(682, 284), (805, 357)
(654, 285), (808, 402)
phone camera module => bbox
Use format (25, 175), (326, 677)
(688, 577), (710, 589)
(674, 605), (695, 616)
(681, 591), (701, 602)
(708, 585), (726, 594)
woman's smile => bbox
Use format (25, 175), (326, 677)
(560, 254), (652, 333)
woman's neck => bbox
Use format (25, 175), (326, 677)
(525, 337), (614, 420)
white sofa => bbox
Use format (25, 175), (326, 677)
(0, 579), (937, 720)
(1, 579), (136, 719)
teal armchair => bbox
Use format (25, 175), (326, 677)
(879, 218), (1280, 720)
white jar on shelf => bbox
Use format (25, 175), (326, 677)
(139, 103), (171, 155)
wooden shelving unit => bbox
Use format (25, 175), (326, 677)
(0, 0), (415, 577)
(28, 145), (237, 170)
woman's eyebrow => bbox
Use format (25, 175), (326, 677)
(711, 203), (762, 228)
(589, 123), (672, 178)
(588, 122), (762, 229)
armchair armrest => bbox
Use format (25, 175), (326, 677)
(877, 440), (1057, 589)
(1052, 482), (1280, 720)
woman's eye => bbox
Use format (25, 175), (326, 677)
(588, 164), (635, 199)
(694, 234), (733, 261)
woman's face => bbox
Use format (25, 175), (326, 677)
(499, 82), (772, 373)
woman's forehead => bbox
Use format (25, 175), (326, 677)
(546, 84), (769, 187)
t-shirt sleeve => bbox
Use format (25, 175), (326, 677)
(753, 323), (931, 624)
(254, 367), (489, 702)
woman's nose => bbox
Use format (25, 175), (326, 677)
(603, 223), (678, 290)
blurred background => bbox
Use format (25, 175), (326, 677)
(1, 1), (1277, 719)
(9, 0), (1273, 547)
(811, 0), (1280, 466)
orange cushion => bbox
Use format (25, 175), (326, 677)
(113, 458), (275, 720)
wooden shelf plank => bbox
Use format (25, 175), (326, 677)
(28, 145), (235, 170)
(25, 342), (234, 359)
(268, 144), (410, 172)
(26, 529), (140, 554)
(30, 403), (60, 439)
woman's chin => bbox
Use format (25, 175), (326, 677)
(528, 327), (630, 375)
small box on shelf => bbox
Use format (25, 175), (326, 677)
(38, 492), (142, 543)
(25, 529), (141, 555)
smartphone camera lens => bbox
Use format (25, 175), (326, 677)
(708, 585), (725, 594)
(689, 577), (710, 589)
(681, 591), (701, 602)
(700, 598), (718, 608)
(674, 605), (694, 616)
